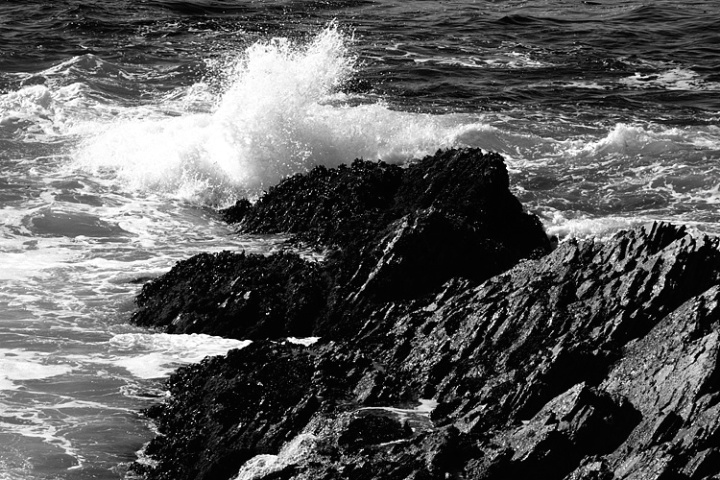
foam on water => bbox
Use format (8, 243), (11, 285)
(69, 25), (473, 204)
(7, 52), (720, 239)
(0, 240), (78, 281)
(0, 348), (87, 469)
(0, 400), (84, 471)
(565, 123), (694, 158)
(412, 48), (553, 70)
(0, 4), (719, 477)
(0, 327), (254, 474)
(0, 349), (73, 391)
(11, 25), (718, 240)
(440, 121), (720, 238)
(543, 214), (646, 240)
(0, 82), (96, 142)
(67, 77), (720, 231)
(620, 67), (720, 92)
(0, 112), (288, 476)
(105, 333), (251, 379)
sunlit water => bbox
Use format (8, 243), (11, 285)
(1, 0), (720, 478)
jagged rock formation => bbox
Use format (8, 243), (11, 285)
(132, 148), (550, 339)
(131, 251), (329, 339)
(131, 149), (720, 480)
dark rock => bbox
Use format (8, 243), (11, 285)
(338, 413), (413, 450)
(392, 149), (547, 261)
(332, 206), (536, 303)
(139, 149), (552, 339)
(134, 342), (318, 480)
(132, 148), (720, 480)
(221, 159), (404, 248)
(220, 198), (252, 224)
(484, 383), (640, 480)
(131, 251), (329, 339)
(134, 149), (552, 340)
(225, 148), (550, 264)
(682, 448), (720, 479)
(231, 149), (551, 293)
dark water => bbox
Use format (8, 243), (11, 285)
(1, 1), (719, 478)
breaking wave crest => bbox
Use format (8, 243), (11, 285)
(6, 24), (720, 234)
(69, 25), (467, 205)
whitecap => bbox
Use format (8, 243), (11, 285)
(69, 25), (478, 205)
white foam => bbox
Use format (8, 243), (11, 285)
(0, 331), (250, 473)
(0, 85), (55, 138)
(548, 123), (720, 179)
(0, 81), (101, 142)
(70, 25), (476, 205)
(106, 333), (251, 379)
(413, 51), (549, 70)
(0, 349), (83, 468)
(544, 214), (642, 241)
(286, 337), (320, 346)
(0, 243), (78, 281)
(0, 349), (73, 391)
(0, 401), (84, 470)
(620, 68), (720, 92)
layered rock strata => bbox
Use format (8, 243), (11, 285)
(131, 148), (720, 480)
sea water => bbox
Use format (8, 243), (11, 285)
(1, 1), (720, 478)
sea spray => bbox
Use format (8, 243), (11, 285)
(14, 26), (720, 232)
(70, 25), (471, 205)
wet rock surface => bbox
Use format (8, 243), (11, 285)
(132, 251), (329, 340)
(133, 148), (550, 339)
(132, 148), (720, 480)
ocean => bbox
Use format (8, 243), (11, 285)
(1, 0), (719, 478)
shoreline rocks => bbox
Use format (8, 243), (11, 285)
(132, 251), (329, 340)
(131, 148), (720, 480)
(133, 148), (551, 340)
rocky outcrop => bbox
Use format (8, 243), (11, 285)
(136, 343), (318, 480)
(131, 252), (329, 339)
(225, 149), (551, 305)
(132, 148), (551, 339)
(132, 148), (720, 480)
